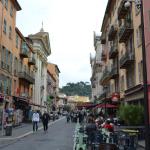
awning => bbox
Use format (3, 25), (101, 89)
(29, 102), (46, 108)
(95, 104), (118, 108)
(76, 102), (95, 108)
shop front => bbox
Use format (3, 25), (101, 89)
(13, 96), (30, 124)
(124, 84), (144, 105)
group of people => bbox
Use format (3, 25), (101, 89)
(66, 109), (87, 123)
(87, 112), (114, 132)
(32, 110), (50, 133)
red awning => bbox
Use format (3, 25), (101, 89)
(76, 102), (95, 108)
(95, 104), (118, 108)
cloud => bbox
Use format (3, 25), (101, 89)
(17, 0), (108, 87)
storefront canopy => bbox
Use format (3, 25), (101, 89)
(95, 104), (118, 109)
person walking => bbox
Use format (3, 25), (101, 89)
(42, 111), (50, 132)
(32, 110), (40, 132)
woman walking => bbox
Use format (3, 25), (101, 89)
(42, 111), (50, 132)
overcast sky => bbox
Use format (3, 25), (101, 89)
(17, 0), (108, 87)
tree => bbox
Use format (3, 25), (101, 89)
(117, 104), (144, 126)
(60, 81), (91, 97)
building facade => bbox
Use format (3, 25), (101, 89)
(47, 63), (60, 110)
(28, 29), (51, 113)
(90, 32), (103, 103)
(91, 0), (144, 115)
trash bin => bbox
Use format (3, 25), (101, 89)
(5, 124), (12, 136)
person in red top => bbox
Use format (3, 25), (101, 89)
(102, 119), (114, 132)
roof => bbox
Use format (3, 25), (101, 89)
(29, 30), (51, 55)
(47, 63), (60, 81)
(47, 69), (56, 82)
(101, 0), (114, 32)
(11, 0), (21, 11)
(15, 27), (34, 53)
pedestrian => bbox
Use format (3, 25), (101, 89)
(66, 111), (70, 123)
(42, 111), (50, 132)
(32, 110), (40, 132)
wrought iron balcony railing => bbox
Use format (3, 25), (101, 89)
(119, 22), (133, 43)
(108, 25), (117, 41)
(118, 1), (129, 20)
(110, 66), (119, 79)
(18, 70), (35, 84)
(120, 51), (135, 69)
(109, 45), (118, 59)
(20, 42), (29, 58)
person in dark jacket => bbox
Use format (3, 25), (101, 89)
(42, 111), (50, 132)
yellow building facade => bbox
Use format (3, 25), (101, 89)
(100, 0), (143, 105)
(0, 0), (36, 125)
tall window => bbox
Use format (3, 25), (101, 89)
(16, 34), (19, 48)
(10, 4), (13, 17)
(3, 19), (7, 34)
(127, 64), (135, 88)
(136, 25), (142, 47)
(120, 75), (125, 92)
(138, 61), (143, 83)
(9, 26), (12, 39)
(5, 0), (8, 9)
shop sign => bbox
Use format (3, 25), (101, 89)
(112, 92), (120, 102)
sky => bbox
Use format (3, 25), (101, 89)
(17, 0), (108, 87)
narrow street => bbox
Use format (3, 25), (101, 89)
(0, 118), (75, 150)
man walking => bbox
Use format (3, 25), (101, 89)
(42, 111), (50, 132)
(32, 110), (40, 132)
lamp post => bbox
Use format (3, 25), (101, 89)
(124, 0), (150, 149)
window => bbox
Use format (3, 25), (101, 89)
(16, 34), (19, 48)
(126, 64), (135, 88)
(10, 53), (13, 73)
(5, 0), (8, 9)
(120, 75), (124, 92)
(9, 26), (12, 39)
(0, 0), (4, 4)
(135, 4), (140, 15)
(10, 4), (13, 17)
(3, 19), (7, 34)
(138, 61), (143, 83)
(136, 25), (142, 47)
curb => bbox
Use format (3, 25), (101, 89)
(0, 117), (64, 149)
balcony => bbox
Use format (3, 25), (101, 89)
(118, 1), (129, 20)
(18, 70), (35, 84)
(20, 42), (29, 58)
(120, 51), (135, 69)
(101, 34), (106, 44)
(101, 51), (107, 61)
(108, 25), (117, 41)
(110, 66), (119, 79)
(109, 45), (118, 59)
(119, 22), (133, 43)
(28, 57), (36, 65)
(100, 68), (110, 85)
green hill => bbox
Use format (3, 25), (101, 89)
(60, 81), (91, 98)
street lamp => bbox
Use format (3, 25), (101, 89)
(124, 0), (150, 149)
